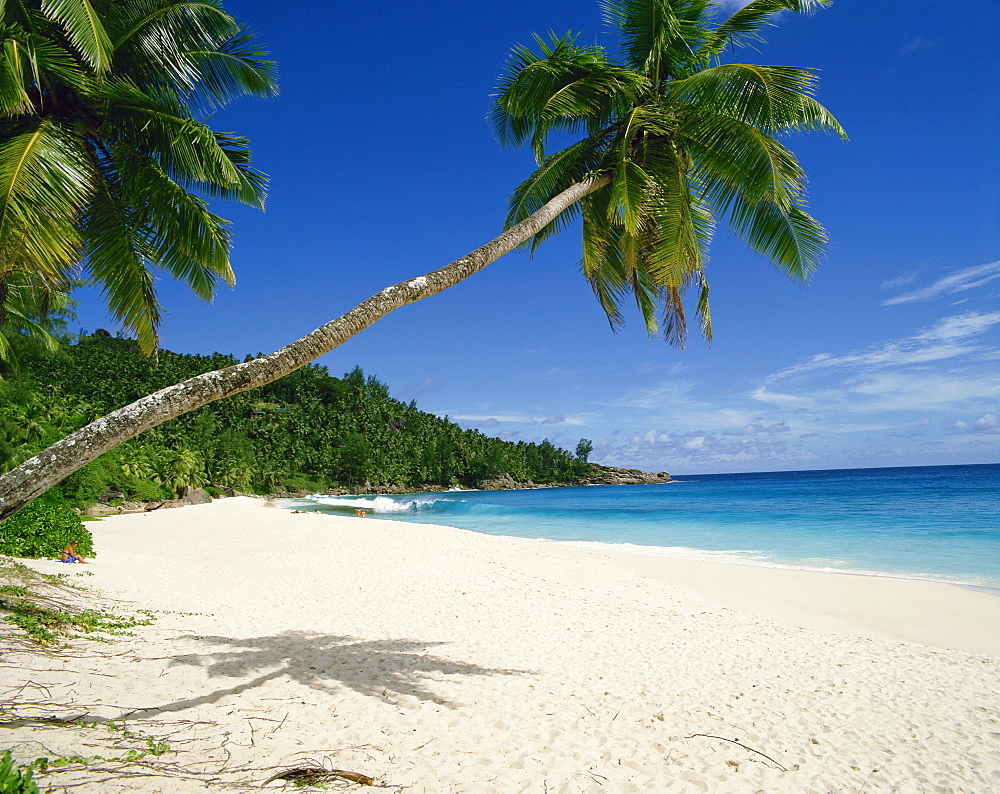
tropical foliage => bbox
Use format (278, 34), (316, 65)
(1, 334), (593, 509)
(0, 488), (92, 558)
(492, 0), (845, 345)
(0, 0), (276, 357)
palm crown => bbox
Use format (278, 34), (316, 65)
(492, 0), (845, 346)
(0, 0), (276, 355)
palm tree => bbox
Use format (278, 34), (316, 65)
(493, 0), (845, 345)
(0, 0), (276, 356)
(0, 0), (843, 521)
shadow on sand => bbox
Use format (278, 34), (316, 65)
(123, 629), (527, 718)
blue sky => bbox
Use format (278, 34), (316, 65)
(76, 0), (1000, 475)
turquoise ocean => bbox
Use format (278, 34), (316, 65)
(286, 463), (1000, 589)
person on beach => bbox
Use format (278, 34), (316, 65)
(355, 508), (367, 518)
(60, 542), (90, 564)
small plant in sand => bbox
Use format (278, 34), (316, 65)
(0, 559), (153, 645)
(0, 751), (40, 794)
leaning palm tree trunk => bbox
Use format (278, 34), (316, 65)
(0, 176), (609, 522)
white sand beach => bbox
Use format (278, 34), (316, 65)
(5, 496), (1000, 792)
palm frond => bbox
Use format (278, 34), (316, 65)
(117, 151), (234, 297)
(728, 194), (826, 280)
(602, 0), (683, 77)
(109, 0), (243, 95)
(581, 198), (630, 330)
(40, 0), (110, 71)
(184, 30), (278, 109)
(0, 28), (37, 114)
(0, 26), (92, 115)
(122, 158), (236, 300)
(491, 31), (639, 160)
(0, 118), (90, 282)
(0, 277), (67, 368)
(705, 0), (831, 56)
(496, 0), (839, 345)
(109, 0), (234, 52)
(189, 130), (267, 209)
(98, 79), (245, 189)
(680, 109), (805, 211)
(84, 169), (161, 355)
(694, 272), (711, 341)
(642, 158), (710, 287)
(504, 132), (609, 245)
(666, 63), (846, 137)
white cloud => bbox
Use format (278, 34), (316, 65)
(769, 311), (1000, 379)
(881, 274), (916, 289)
(606, 379), (698, 409)
(445, 412), (588, 427)
(882, 260), (1000, 305)
(750, 386), (813, 406)
(952, 413), (1000, 435)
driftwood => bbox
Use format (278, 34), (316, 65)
(264, 765), (375, 786)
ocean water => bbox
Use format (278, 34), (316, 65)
(287, 463), (1000, 589)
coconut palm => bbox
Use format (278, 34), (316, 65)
(493, 0), (845, 345)
(0, 0), (843, 521)
(0, 0), (276, 356)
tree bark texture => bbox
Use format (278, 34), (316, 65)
(0, 176), (610, 521)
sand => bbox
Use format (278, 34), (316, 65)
(4, 496), (999, 792)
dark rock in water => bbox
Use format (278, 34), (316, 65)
(582, 465), (672, 485)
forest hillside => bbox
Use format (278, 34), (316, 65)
(1, 334), (617, 507)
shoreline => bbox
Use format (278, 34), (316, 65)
(282, 497), (1000, 654)
(287, 495), (1000, 596)
(7, 497), (999, 791)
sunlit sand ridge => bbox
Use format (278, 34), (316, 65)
(8, 497), (999, 791)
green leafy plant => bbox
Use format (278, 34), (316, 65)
(59, 456), (120, 508)
(121, 476), (165, 501)
(0, 489), (93, 558)
(0, 751), (39, 794)
(0, 595), (153, 644)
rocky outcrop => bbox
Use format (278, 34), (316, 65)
(475, 474), (537, 491)
(176, 486), (212, 505)
(79, 487), (214, 516)
(81, 501), (146, 516)
(581, 465), (672, 485)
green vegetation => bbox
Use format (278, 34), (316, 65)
(0, 559), (153, 643)
(0, 490), (93, 558)
(0, 751), (39, 794)
(493, 0), (844, 345)
(0, 724), (170, 792)
(0, 598), (153, 644)
(1, 333), (594, 520)
(0, 0), (839, 522)
(19, 724), (170, 770)
(0, 0), (275, 358)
